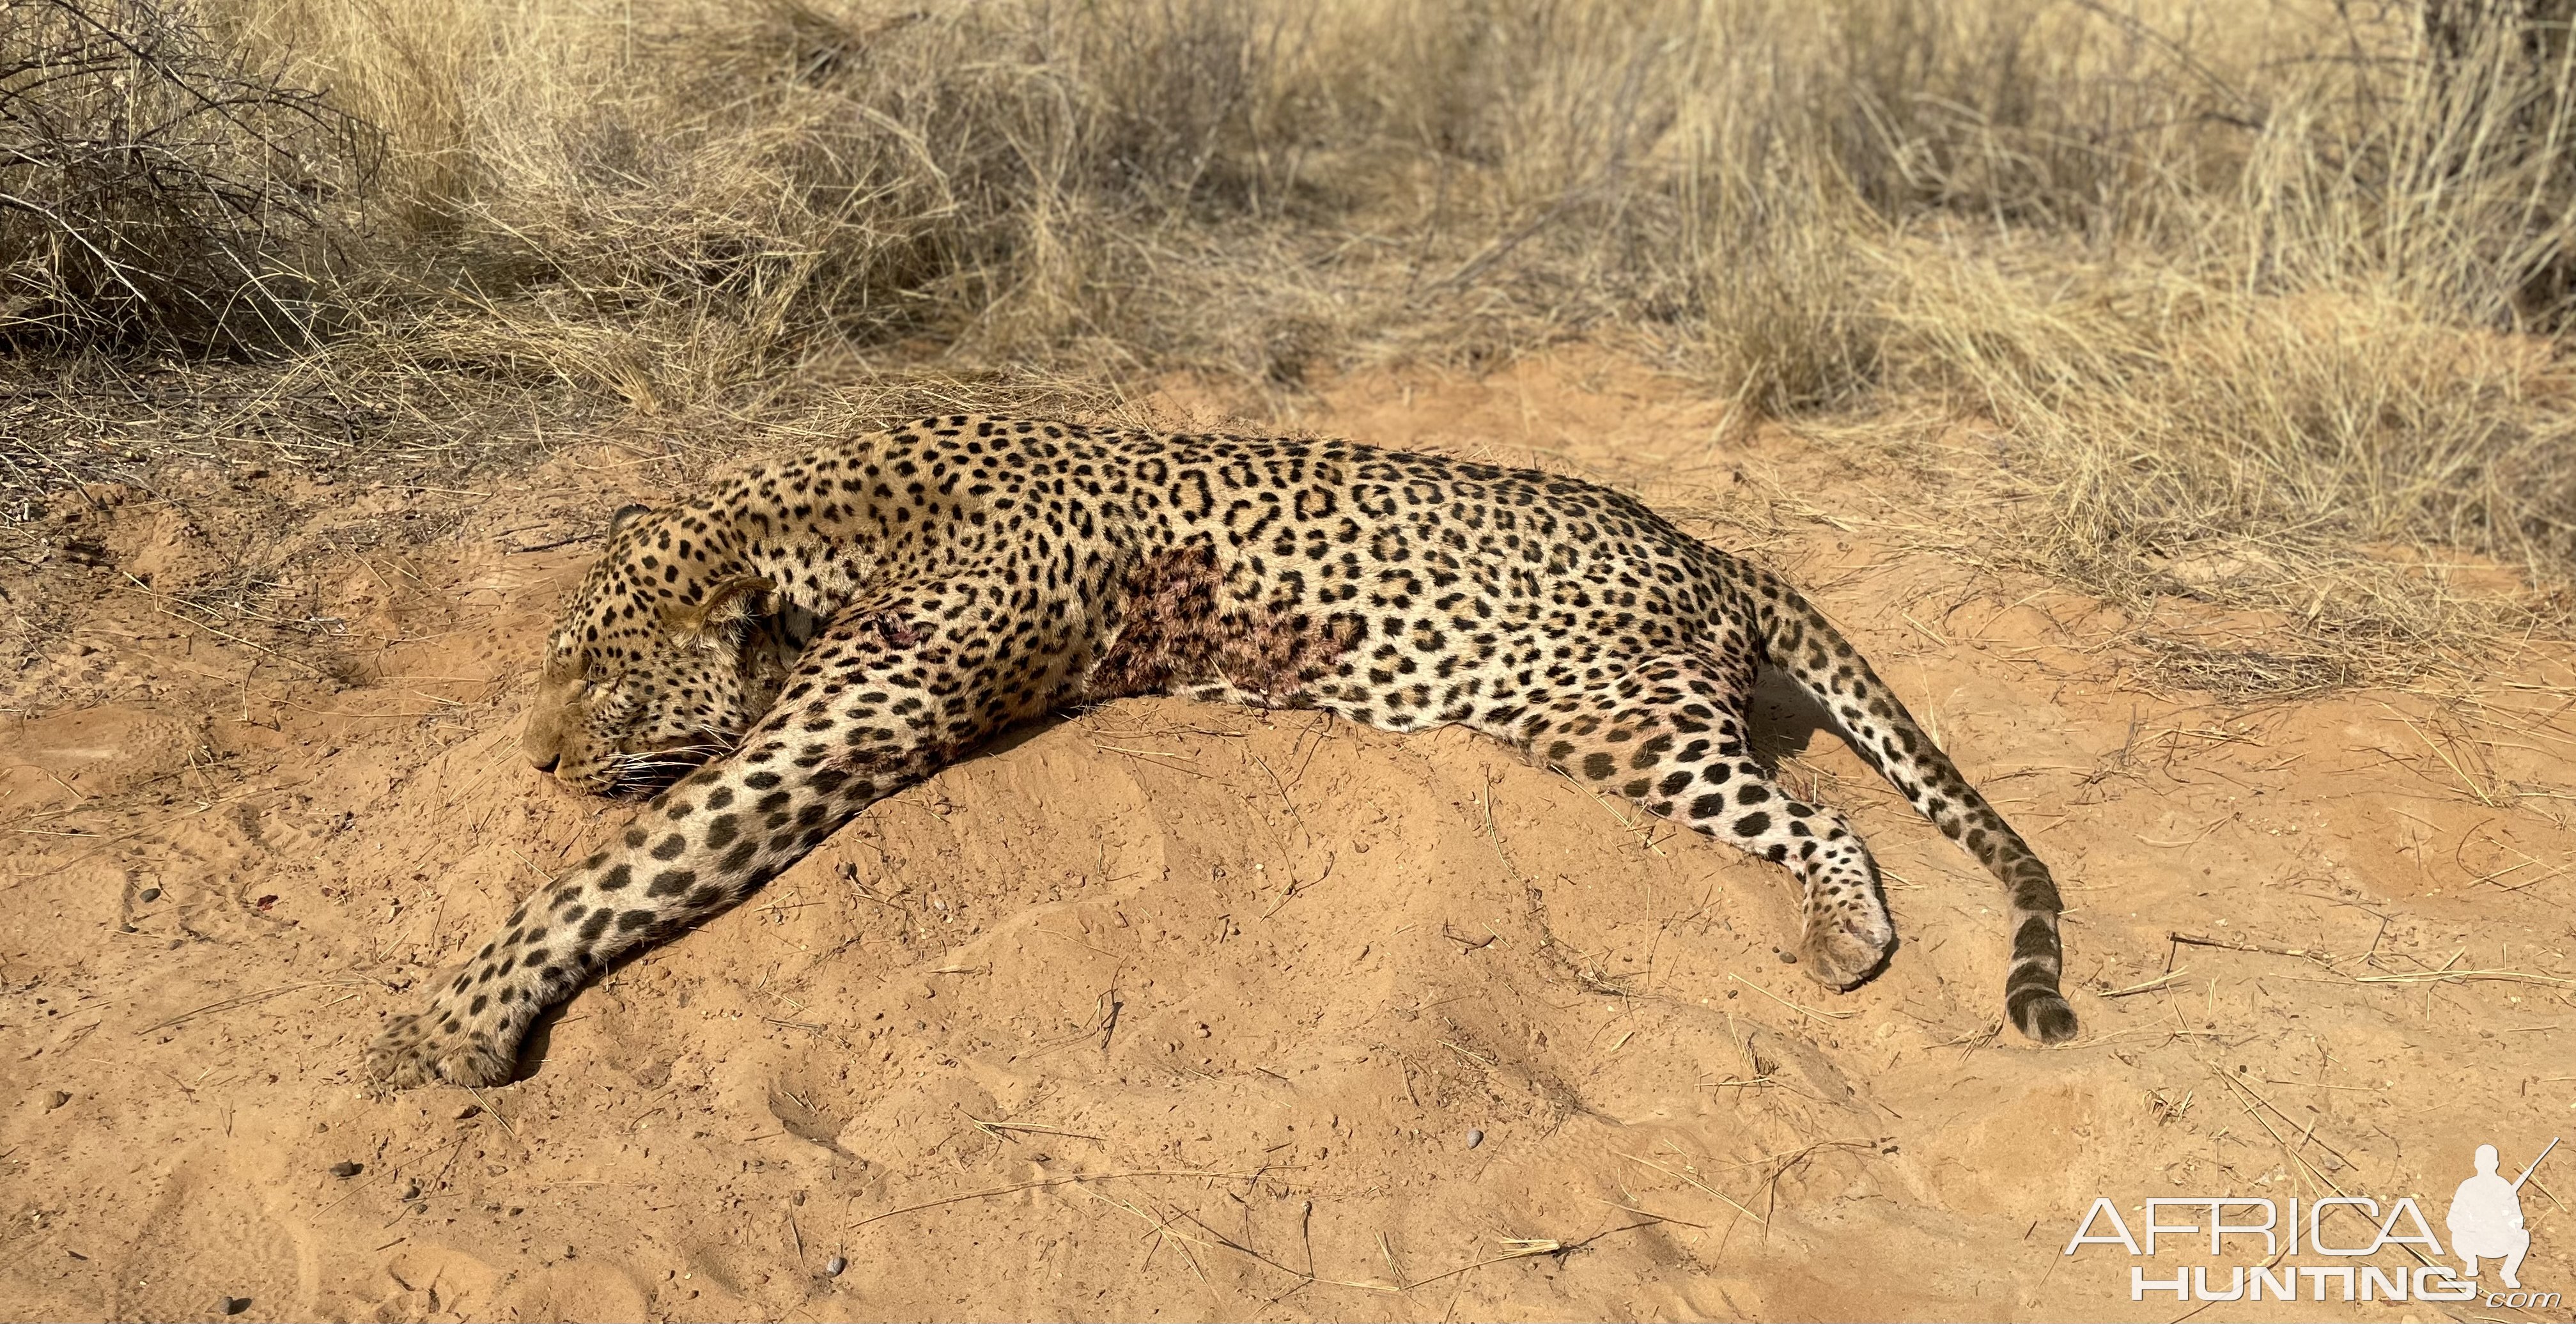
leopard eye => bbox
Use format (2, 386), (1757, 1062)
(592, 676), (641, 720)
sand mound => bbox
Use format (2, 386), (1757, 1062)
(4, 358), (2571, 1320)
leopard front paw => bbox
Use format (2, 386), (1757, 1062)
(366, 1009), (517, 1092)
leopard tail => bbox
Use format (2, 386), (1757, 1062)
(1738, 563), (2077, 1043)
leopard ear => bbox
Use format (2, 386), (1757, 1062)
(608, 504), (652, 536)
(665, 575), (776, 637)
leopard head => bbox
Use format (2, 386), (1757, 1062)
(521, 504), (798, 795)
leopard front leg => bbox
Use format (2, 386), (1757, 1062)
(367, 576), (1036, 1090)
(361, 751), (873, 1089)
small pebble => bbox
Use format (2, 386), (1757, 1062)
(45, 1091), (70, 1110)
(329, 1160), (362, 1178)
(1465, 1128), (1485, 1149)
(139, 887), (161, 903)
(1776, 949), (1797, 964)
(453, 1104), (481, 1121)
(824, 1255), (847, 1277)
(222, 1297), (250, 1316)
(400, 1180), (421, 1200)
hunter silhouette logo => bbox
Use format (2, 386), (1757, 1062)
(2449, 1137), (2554, 1289)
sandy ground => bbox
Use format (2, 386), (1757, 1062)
(4, 357), (2573, 1322)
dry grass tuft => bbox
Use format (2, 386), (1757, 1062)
(1877, 250), (2576, 690)
(0, 0), (379, 352)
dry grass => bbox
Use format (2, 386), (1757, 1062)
(1872, 249), (2576, 691)
(1, 0), (379, 351)
(8, 0), (2576, 694)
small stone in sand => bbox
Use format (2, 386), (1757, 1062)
(1466, 1128), (1485, 1148)
(825, 1256), (848, 1276)
(329, 1161), (362, 1178)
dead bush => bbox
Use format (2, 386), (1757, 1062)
(0, 0), (379, 352)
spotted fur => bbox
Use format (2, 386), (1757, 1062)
(366, 416), (2074, 1089)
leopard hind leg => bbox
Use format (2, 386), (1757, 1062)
(1498, 651), (1897, 988)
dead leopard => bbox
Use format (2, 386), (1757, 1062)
(367, 416), (2074, 1089)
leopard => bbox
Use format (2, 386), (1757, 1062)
(366, 414), (2076, 1089)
